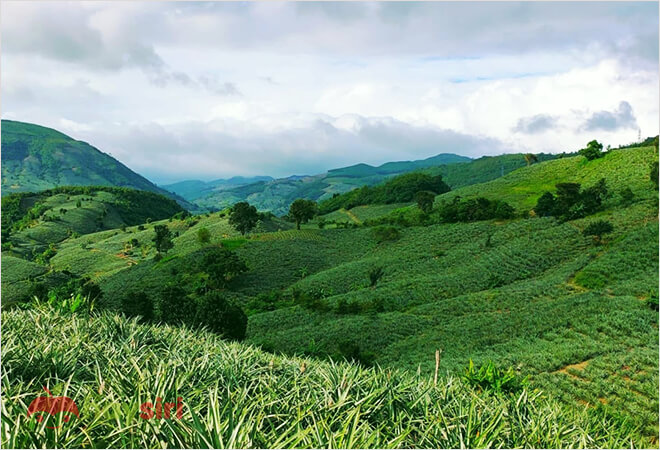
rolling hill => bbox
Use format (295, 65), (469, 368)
(1, 120), (195, 209)
(2, 143), (658, 446)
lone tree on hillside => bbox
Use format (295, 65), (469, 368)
(229, 202), (259, 235)
(289, 199), (318, 230)
(523, 153), (538, 166)
(415, 191), (436, 214)
(579, 140), (604, 161)
(583, 220), (613, 244)
(197, 227), (211, 244)
(153, 224), (174, 255)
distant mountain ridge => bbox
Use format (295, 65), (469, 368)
(182, 153), (473, 214)
(162, 176), (274, 201)
(1, 120), (195, 210)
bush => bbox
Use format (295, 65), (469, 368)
(619, 187), (634, 205)
(373, 226), (401, 243)
(196, 227), (211, 244)
(463, 360), (528, 395)
(194, 292), (247, 340)
(369, 267), (385, 287)
(583, 220), (614, 243)
(121, 291), (153, 322)
(154, 285), (196, 325)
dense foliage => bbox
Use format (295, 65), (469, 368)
(1, 304), (648, 448)
(533, 179), (609, 220)
(229, 201), (259, 235)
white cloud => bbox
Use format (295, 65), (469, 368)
(1, 2), (658, 182)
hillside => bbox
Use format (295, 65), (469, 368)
(1, 303), (646, 448)
(1, 120), (194, 209)
(2, 145), (657, 446)
(189, 153), (471, 214)
(1, 186), (184, 263)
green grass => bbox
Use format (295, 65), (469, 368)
(1, 304), (649, 449)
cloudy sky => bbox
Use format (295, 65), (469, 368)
(2, 2), (658, 183)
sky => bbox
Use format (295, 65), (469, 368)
(2, 1), (659, 184)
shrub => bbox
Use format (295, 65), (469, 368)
(415, 191), (436, 214)
(438, 197), (515, 222)
(197, 227), (211, 244)
(463, 360), (527, 395)
(583, 220), (614, 243)
(373, 226), (401, 243)
(121, 291), (153, 322)
(619, 187), (634, 205)
(194, 291), (247, 340)
(368, 267), (385, 287)
(154, 285), (196, 325)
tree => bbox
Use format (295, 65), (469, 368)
(152, 224), (174, 255)
(289, 199), (318, 230)
(197, 227), (211, 244)
(415, 191), (435, 214)
(583, 220), (614, 244)
(523, 153), (538, 166)
(579, 140), (604, 161)
(229, 202), (259, 235)
(653, 136), (659, 153)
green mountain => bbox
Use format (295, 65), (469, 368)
(1, 120), (194, 209)
(189, 153), (471, 214)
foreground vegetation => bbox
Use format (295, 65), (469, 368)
(1, 304), (648, 448)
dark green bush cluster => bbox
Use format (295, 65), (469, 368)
(245, 289), (293, 315)
(463, 360), (528, 395)
(533, 179), (609, 221)
(121, 286), (247, 340)
(373, 225), (401, 243)
(437, 197), (516, 222)
(336, 297), (384, 315)
(318, 172), (450, 214)
(583, 220), (614, 242)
